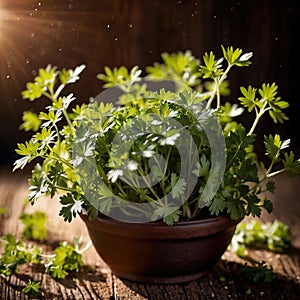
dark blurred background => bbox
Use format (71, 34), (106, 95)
(0, 0), (299, 166)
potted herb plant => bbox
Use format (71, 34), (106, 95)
(14, 46), (300, 284)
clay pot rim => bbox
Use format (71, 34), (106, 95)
(80, 213), (242, 239)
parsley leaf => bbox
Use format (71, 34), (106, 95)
(22, 280), (41, 295)
(59, 193), (84, 222)
(242, 261), (275, 283)
(46, 240), (83, 279)
(231, 219), (291, 257)
(152, 206), (182, 225)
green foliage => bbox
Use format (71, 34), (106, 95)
(199, 51), (223, 79)
(0, 234), (41, 276)
(13, 65), (87, 222)
(14, 46), (300, 225)
(20, 211), (47, 241)
(242, 261), (275, 283)
(283, 152), (300, 175)
(239, 82), (289, 122)
(152, 206), (182, 225)
(46, 240), (83, 279)
(22, 280), (41, 295)
(146, 50), (201, 87)
(59, 193), (84, 223)
(221, 45), (253, 67)
(231, 219), (291, 257)
(20, 111), (41, 131)
(97, 66), (142, 93)
(0, 234), (87, 279)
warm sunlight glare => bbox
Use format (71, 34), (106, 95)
(0, 0), (82, 111)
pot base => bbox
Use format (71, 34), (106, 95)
(116, 268), (212, 284)
(80, 214), (240, 284)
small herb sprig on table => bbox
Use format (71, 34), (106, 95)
(22, 279), (41, 296)
(231, 219), (291, 257)
(0, 234), (91, 279)
(242, 261), (276, 283)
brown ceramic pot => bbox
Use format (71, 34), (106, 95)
(80, 213), (240, 284)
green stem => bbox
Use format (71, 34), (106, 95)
(0, 238), (55, 258)
(265, 159), (276, 176)
(156, 149), (171, 197)
(96, 164), (111, 187)
(77, 240), (92, 254)
(267, 168), (286, 178)
(191, 205), (200, 219)
(137, 167), (162, 203)
(54, 84), (65, 99)
(62, 108), (74, 132)
(43, 91), (53, 101)
(225, 140), (244, 172)
(206, 64), (232, 109)
(206, 81), (218, 109)
(53, 185), (75, 193)
(114, 181), (127, 197)
(41, 153), (73, 169)
(247, 102), (270, 136)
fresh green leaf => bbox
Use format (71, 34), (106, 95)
(21, 82), (44, 101)
(152, 206), (181, 225)
(59, 193), (84, 222)
(199, 51), (223, 79)
(146, 50), (201, 87)
(59, 65), (85, 84)
(283, 152), (300, 175)
(28, 165), (50, 204)
(22, 280), (41, 295)
(242, 261), (275, 283)
(20, 111), (41, 132)
(245, 195), (261, 217)
(231, 219), (291, 257)
(209, 194), (226, 215)
(0, 234), (37, 276)
(222, 45), (252, 67)
(46, 241), (83, 279)
(171, 173), (186, 199)
(264, 134), (289, 162)
(266, 181), (276, 193)
(238, 86), (258, 112)
(0, 231), (89, 280)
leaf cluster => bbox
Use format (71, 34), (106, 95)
(146, 50), (201, 87)
(22, 280), (41, 295)
(231, 219), (291, 257)
(46, 239), (83, 279)
(242, 261), (275, 283)
(0, 234), (86, 279)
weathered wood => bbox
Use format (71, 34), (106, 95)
(0, 167), (300, 299)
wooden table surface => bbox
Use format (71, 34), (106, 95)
(0, 166), (299, 299)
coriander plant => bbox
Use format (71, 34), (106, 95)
(14, 46), (300, 225)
